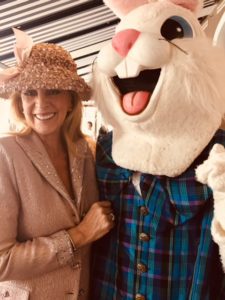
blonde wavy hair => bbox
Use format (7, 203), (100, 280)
(9, 91), (84, 153)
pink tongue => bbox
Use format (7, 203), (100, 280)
(122, 91), (150, 115)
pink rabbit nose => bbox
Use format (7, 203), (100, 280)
(112, 29), (141, 57)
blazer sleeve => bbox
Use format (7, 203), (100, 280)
(0, 144), (77, 281)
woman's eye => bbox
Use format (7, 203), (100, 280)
(23, 90), (37, 96)
(161, 16), (193, 41)
(47, 89), (61, 96)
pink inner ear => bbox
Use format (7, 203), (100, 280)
(168, 0), (203, 13)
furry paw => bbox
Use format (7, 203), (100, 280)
(196, 144), (225, 192)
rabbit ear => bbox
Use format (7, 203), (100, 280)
(165, 0), (203, 14)
(103, 0), (151, 18)
(103, 0), (203, 17)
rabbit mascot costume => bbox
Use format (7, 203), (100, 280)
(91, 0), (225, 299)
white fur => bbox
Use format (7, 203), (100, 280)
(103, 0), (202, 17)
(163, 0), (203, 14)
(211, 219), (225, 272)
(104, 0), (150, 17)
(92, 2), (225, 176)
(196, 139), (225, 271)
(196, 144), (225, 230)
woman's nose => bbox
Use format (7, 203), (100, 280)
(35, 91), (48, 107)
(112, 29), (140, 57)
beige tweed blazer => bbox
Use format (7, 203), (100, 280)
(0, 132), (98, 299)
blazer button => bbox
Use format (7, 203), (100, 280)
(139, 232), (150, 242)
(135, 294), (145, 300)
(65, 291), (74, 295)
(72, 262), (81, 269)
(139, 206), (149, 216)
(137, 263), (148, 273)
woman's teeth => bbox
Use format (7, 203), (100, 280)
(35, 113), (55, 120)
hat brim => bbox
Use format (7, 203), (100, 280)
(0, 66), (91, 101)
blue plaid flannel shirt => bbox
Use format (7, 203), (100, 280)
(92, 130), (225, 300)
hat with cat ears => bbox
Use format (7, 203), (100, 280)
(0, 28), (91, 100)
(103, 0), (203, 18)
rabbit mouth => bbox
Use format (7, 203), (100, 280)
(112, 69), (161, 115)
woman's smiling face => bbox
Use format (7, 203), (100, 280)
(21, 89), (73, 138)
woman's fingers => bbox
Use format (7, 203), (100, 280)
(68, 201), (115, 246)
(91, 200), (114, 215)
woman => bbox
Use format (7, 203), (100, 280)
(0, 28), (114, 299)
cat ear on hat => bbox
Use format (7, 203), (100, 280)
(12, 28), (33, 66)
(0, 28), (33, 83)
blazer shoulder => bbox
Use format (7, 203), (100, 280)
(0, 135), (18, 153)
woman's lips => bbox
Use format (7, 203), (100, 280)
(34, 113), (56, 120)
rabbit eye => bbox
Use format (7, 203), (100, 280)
(161, 16), (193, 41)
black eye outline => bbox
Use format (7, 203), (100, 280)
(46, 89), (61, 96)
(161, 16), (193, 41)
(22, 89), (62, 97)
(23, 90), (37, 97)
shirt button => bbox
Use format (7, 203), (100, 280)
(139, 206), (149, 216)
(137, 263), (148, 273)
(78, 288), (85, 296)
(139, 232), (150, 242)
(135, 294), (145, 300)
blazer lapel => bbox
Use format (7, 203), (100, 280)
(69, 138), (87, 211)
(16, 132), (72, 203)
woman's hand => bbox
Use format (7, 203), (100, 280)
(67, 201), (114, 249)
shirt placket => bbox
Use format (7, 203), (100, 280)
(134, 174), (157, 300)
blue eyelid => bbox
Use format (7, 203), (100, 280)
(170, 16), (193, 37)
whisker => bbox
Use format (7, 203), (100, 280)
(91, 57), (97, 73)
(159, 38), (188, 55)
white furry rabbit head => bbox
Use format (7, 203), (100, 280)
(92, 0), (225, 176)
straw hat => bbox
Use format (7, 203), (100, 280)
(0, 28), (91, 100)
